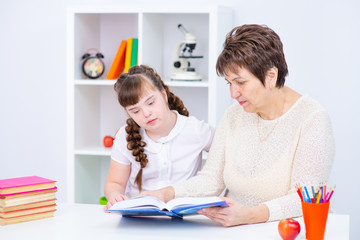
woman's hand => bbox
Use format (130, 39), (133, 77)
(137, 186), (175, 203)
(104, 192), (128, 212)
(198, 197), (269, 227)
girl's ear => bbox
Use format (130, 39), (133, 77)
(161, 89), (168, 102)
(265, 67), (278, 89)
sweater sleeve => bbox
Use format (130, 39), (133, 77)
(264, 109), (335, 221)
(173, 111), (229, 197)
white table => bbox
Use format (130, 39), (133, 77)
(0, 203), (349, 239)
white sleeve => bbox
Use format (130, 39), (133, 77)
(264, 109), (335, 221)
(195, 119), (215, 152)
(173, 112), (228, 197)
(110, 126), (132, 165)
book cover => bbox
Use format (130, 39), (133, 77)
(108, 196), (228, 218)
(0, 199), (56, 213)
(0, 176), (56, 195)
(0, 192), (56, 207)
(130, 38), (138, 68)
(0, 211), (55, 225)
(0, 187), (57, 199)
(124, 38), (133, 73)
(0, 204), (56, 218)
(106, 40), (127, 80)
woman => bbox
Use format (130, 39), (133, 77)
(104, 65), (214, 211)
(140, 24), (335, 227)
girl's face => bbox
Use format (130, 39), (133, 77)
(225, 67), (273, 114)
(125, 88), (170, 131)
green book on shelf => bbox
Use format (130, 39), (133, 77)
(130, 38), (138, 68)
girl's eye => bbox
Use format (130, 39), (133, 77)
(149, 101), (154, 105)
(226, 81), (231, 86)
(133, 110), (139, 114)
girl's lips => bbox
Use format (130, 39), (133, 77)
(238, 101), (247, 105)
(147, 119), (157, 124)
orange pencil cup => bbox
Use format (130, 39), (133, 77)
(301, 201), (330, 240)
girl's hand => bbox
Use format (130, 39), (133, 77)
(104, 192), (128, 212)
(198, 197), (268, 227)
(137, 186), (175, 203)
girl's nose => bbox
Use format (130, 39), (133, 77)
(143, 108), (152, 118)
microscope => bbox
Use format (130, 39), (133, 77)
(170, 24), (203, 81)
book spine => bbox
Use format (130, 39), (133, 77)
(106, 40), (127, 80)
(0, 187), (57, 197)
(124, 38), (133, 73)
(130, 38), (138, 68)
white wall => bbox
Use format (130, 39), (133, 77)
(1, 0), (359, 238)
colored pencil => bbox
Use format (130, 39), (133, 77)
(304, 186), (312, 203)
(311, 186), (315, 200)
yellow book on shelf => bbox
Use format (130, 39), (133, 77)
(124, 38), (133, 73)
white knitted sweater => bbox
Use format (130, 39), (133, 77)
(174, 95), (335, 221)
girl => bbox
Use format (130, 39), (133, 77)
(104, 65), (214, 210)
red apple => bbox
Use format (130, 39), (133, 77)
(278, 218), (301, 240)
(103, 136), (114, 148)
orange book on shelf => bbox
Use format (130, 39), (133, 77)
(106, 40), (127, 80)
(124, 38), (133, 73)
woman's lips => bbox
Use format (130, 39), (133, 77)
(238, 101), (247, 105)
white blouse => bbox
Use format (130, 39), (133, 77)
(111, 111), (214, 198)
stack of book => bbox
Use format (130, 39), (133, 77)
(0, 176), (57, 225)
(106, 38), (138, 80)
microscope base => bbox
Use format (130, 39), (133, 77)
(170, 72), (202, 81)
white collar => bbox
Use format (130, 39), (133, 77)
(140, 111), (187, 152)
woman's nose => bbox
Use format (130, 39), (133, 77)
(230, 85), (241, 99)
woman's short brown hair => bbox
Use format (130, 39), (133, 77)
(216, 24), (288, 87)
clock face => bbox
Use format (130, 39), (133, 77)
(82, 57), (105, 79)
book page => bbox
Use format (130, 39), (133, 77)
(110, 196), (166, 211)
(166, 196), (223, 210)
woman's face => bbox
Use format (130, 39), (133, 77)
(225, 67), (272, 113)
(125, 88), (169, 131)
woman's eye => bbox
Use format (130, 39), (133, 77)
(133, 110), (139, 114)
(149, 101), (154, 105)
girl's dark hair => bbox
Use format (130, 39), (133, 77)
(216, 24), (288, 87)
(114, 65), (189, 191)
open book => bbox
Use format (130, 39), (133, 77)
(108, 196), (228, 218)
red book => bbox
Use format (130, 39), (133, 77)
(106, 40), (127, 80)
(0, 176), (56, 196)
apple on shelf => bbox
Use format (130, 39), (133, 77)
(103, 136), (114, 148)
(278, 218), (301, 240)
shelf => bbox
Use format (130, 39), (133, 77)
(74, 79), (209, 88)
(74, 147), (112, 156)
(74, 79), (116, 86)
(164, 79), (209, 88)
(67, 5), (233, 204)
